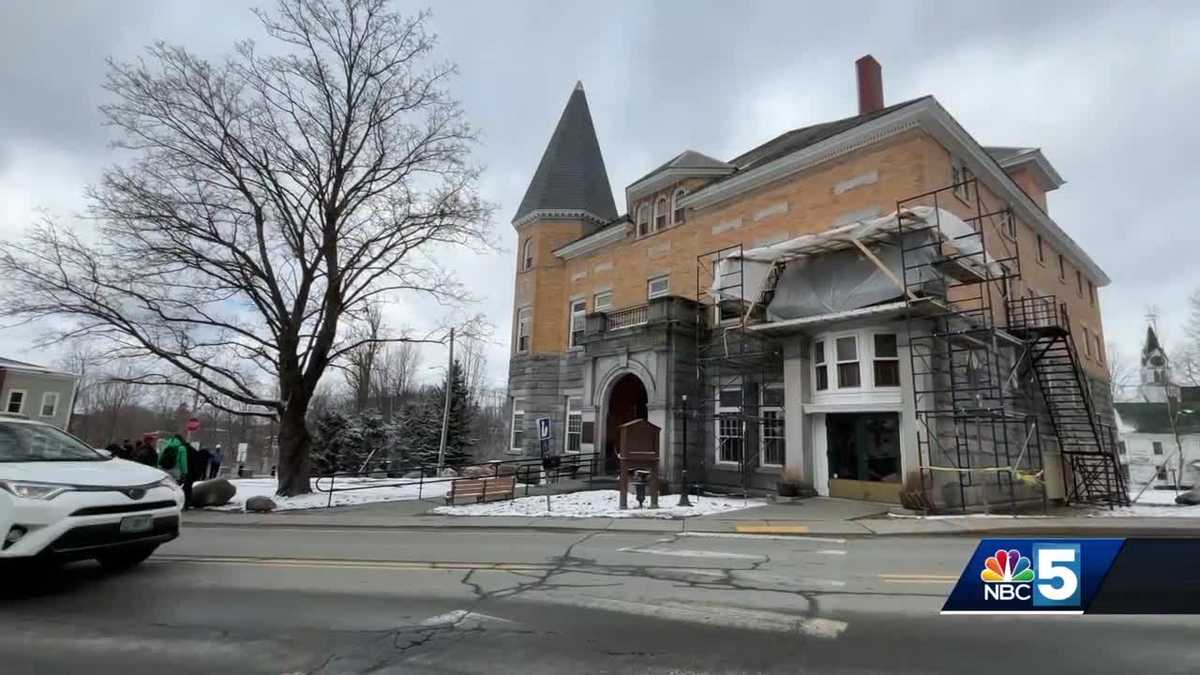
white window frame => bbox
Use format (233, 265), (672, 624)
(516, 306), (532, 353)
(715, 383), (743, 466)
(653, 197), (668, 232)
(1083, 326), (1093, 358)
(522, 238), (534, 271)
(636, 204), (651, 237)
(1057, 253), (1066, 281)
(1088, 280), (1096, 307)
(510, 405), (526, 454)
(834, 335), (861, 389)
(872, 333), (900, 388)
(812, 340), (828, 392)
(647, 274), (670, 300)
(671, 188), (687, 225)
(39, 391), (59, 418)
(1036, 234), (1046, 265)
(759, 384), (784, 467)
(593, 291), (612, 311)
(564, 397), (582, 453)
(1095, 334), (1105, 365)
(568, 298), (587, 348)
(5, 389), (27, 415)
(1075, 270), (1084, 297)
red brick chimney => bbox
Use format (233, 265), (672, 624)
(856, 55), (884, 115)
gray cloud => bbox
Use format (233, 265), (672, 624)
(2, 0), (1198, 382)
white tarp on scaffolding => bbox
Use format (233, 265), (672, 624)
(711, 206), (986, 320)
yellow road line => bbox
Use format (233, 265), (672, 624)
(152, 555), (552, 572)
(734, 524), (810, 535)
(877, 573), (958, 583)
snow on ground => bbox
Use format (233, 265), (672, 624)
(432, 489), (764, 519)
(1090, 487), (1200, 518)
(208, 477), (450, 512)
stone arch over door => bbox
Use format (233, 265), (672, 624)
(596, 366), (655, 475)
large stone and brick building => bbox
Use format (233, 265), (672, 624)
(506, 57), (1121, 509)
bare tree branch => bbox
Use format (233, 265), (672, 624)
(0, 0), (493, 495)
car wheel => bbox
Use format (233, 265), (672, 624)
(97, 545), (158, 572)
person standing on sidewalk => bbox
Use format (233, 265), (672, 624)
(210, 444), (224, 479)
(159, 434), (192, 508)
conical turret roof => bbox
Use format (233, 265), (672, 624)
(513, 82), (617, 228)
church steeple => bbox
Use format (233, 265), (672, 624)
(1139, 323), (1177, 402)
(513, 82), (617, 230)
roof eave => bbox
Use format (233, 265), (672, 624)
(997, 149), (1066, 191)
(681, 97), (1109, 287)
(554, 220), (631, 259)
(625, 167), (735, 207)
(512, 208), (612, 229)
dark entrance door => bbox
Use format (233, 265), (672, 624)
(605, 374), (648, 474)
(826, 412), (902, 502)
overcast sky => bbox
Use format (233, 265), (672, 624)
(2, 0), (1199, 390)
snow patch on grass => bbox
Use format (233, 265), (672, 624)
(432, 489), (763, 519)
(207, 477), (450, 512)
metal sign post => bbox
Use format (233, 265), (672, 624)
(537, 417), (552, 511)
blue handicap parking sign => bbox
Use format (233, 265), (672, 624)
(537, 417), (551, 441)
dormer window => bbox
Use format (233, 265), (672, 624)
(672, 188), (687, 224)
(637, 204), (650, 237)
(654, 197), (668, 232)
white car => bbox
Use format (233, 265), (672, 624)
(0, 414), (184, 570)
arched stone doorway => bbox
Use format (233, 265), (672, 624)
(604, 373), (648, 473)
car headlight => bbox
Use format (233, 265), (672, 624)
(0, 480), (74, 500)
(157, 477), (181, 491)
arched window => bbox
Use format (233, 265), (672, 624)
(636, 204), (650, 237)
(672, 188), (687, 224)
(654, 197), (668, 231)
(522, 238), (534, 271)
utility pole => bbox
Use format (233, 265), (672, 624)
(437, 327), (455, 471)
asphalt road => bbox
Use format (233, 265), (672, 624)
(2, 524), (1199, 674)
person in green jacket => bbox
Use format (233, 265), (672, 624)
(160, 434), (192, 508)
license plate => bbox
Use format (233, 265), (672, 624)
(119, 515), (153, 534)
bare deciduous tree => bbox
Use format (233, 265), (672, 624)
(372, 341), (420, 420)
(343, 301), (385, 412)
(0, 0), (491, 495)
(1105, 341), (1135, 401)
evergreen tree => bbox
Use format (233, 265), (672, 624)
(410, 360), (476, 468)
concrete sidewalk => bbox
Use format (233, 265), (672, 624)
(182, 496), (1200, 538)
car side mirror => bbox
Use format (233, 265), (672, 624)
(95, 448), (113, 459)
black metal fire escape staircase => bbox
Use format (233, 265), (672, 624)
(1011, 299), (1129, 507)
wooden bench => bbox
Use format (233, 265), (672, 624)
(445, 476), (516, 505)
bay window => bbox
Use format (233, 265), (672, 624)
(813, 340), (828, 391)
(835, 336), (861, 388)
(873, 334), (900, 387)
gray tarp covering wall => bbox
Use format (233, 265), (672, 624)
(711, 207), (991, 321)
(766, 232), (939, 321)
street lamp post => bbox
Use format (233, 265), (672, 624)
(1166, 401), (1194, 495)
(677, 394), (692, 507)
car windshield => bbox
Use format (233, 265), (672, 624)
(0, 421), (105, 462)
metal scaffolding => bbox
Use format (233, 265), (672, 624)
(684, 244), (783, 495)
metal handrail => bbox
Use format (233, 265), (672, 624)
(313, 451), (602, 506)
(605, 304), (649, 330)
